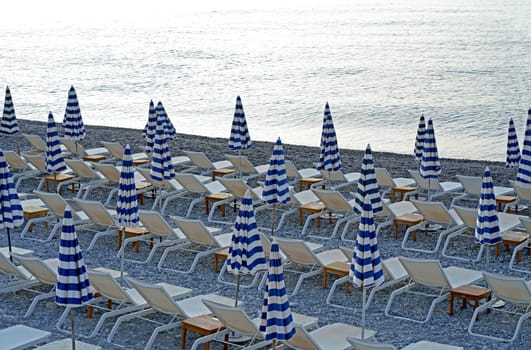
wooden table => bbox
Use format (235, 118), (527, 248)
(83, 155), (106, 162)
(391, 186), (417, 202)
(299, 202), (329, 228)
(214, 247), (229, 272)
(211, 168), (235, 181)
(23, 206), (49, 232)
(132, 159), (150, 167)
(495, 230), (530, 261)
(393, 213), (424, 240)
(135, 181), (152, 205)
(449, 285), (491, 320)
(45, 173), (75, 193)
(117, 227), (151, 253)
(496, 195), (517, 212)
(205, 192), (234, 217)
(322, 261), (350, 292)
(181, 315), (228, 350)
(298, 177), (324, 191)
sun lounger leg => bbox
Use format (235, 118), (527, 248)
(301, 212), (324, 236)
(86, 229), (115, 251)
(326, 275), (352, 309)
(24, 289), (55, 318)
(145, 318), (180, 350)
(290, 268), (322, 297)
(107, 308), (155, 344)
(509, 240), (530, 274)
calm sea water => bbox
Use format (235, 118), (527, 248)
(1, 0), (530, 161)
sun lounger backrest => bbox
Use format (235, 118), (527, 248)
(101, 141), (124, 159)
(225, 155), (256, 173)
(519, 217), (531, 232)
(174, 217), (216, 246)
(183, 151), (213, 169)
(217, 178), (251, 199)
(322, 170), (347, 182)
(408, 170), (443, 191)
(339, 246), (352, 260)
(375, 168), (395, 188)
(136, 166), (165, 188)
(0, 253), (30, 278)
(175, 174), (207, 194)
(87, 270), (128, 301)
(456, 175), (482, 195)
(312, 189), (352, 211)
(511, 180), (531, 201)
(34, 191), (68, 217)
(399, 257), (448, 288)
(276, 238), (319, 266)
(126, 278), (181, 315)
(202, 299), (260, 337)
(23, 134), (46, 152)
(293, 190), (319, 206)
(347, 336), (397, 350)
(411, 200), (455, 225)
(4, 151), (30, 170)
(12, 255), (57, 285)
(284, 160), (300, 178)
(93, 163), (120, 182)
(138, 210), (174, 237)
(452, 206), (477, 229)
(382, 257), (407, 281)
(65, 160), (98, 178)
(284, 325), (320, 350)
(24, 154), (47, 172)
(75, 200), (116, 226)
(483, 272), (531, 304)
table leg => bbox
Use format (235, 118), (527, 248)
(449, 293), (454, 315)
(224, 334), (229, 350)
(322, 270), (327, 289)
(462, 297), (467, 310)
(394, 221), (398, 239)
(205, 198), (209, 215)
(299, 209), (303, 226)
(181, 324), (187, 349)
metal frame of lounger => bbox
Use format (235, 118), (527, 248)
(224, 154), (269, 182)
(0, 325), (51, 350)
(317, 169), (360, 191)
(182, 150), (232, 175)
(162, 173), (222, 216)
(60, 138), (109, 158)
(374, 167), (415, 197)
(72, 199), (120, 251)
(346, 337), (397, 350)
(406, 170), (463, 201)
(106, 277), (236, 350)
(55, 269), (192, 339)
(326, 256), (409, 311)
(468, 271), (531, 343)
(384, 256), (483, 324)
(3, 150), (40, 190)
(60, 159), (107, 199)
(505, 180), (531, 213)
(0, 252), (41, 294)
(509, 217), (531, 274)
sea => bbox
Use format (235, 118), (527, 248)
(0, 0), (530, 162)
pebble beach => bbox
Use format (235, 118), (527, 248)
(0, 119), (529, 349)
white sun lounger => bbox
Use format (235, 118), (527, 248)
(0, 325), (51, 350)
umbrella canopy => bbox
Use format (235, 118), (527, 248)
(506, 118), (521, 169)
(516, 109), (531, 184)
(414, 114), (425, 162)
(150, 115), (175, 183)
(55, 206), (93, 306)
(116, 144), (139, 228)
(142, 100), (157, 156)
(259, 239), (295, 342)
(419, 118), (441, 179)
(475, 167), (501, 246)
(0, 149), (24, 256)
(0, 86), (19, 135)
(45, 112), (67, 174)
(263, 137), (290, 205)
(62, 85), (86, 142)
(350, 196), (384, 339)
(228, 96), (252, 151)
(317, 102), (341, 173)
(155, 101), (177, 140)
(353, 144), (382, 215)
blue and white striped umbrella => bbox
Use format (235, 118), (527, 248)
(45, 112), (67, 174)
(475, 167), (501, 267)
(419, 118), (441, 179)
(116, 144), (139, 228)
(414, 114), (425, 162)
(228, 96), (252, 151)
(142, 100), (157, 156)
(259, 239), (295, 343)
(317, 102), (341, 173)
(62, 85), (86, 142)
(516, 109), (531, 184)
(475, 167), (501, 245)
(350, 196), (384, 339)
(0, 149), (24, 257)
(226, 189), (267, 305)
(56, 206), (93, 347)
(354, 144), (382, 215)
(506, 118), (521, 169)
(150, 115), (175, 182)
(155, 101), (177, 140)
(0, 86), (19, 135)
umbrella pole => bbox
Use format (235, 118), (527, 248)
(238, 150), (243, 179)
(234, 274), (241, 307)
(427, 178), (431, 199)
(485, 245), (489, 269)
(6, 228), (13, 262)
(70, 308), (76, 350)
(15, 137), (20, 156)
(120, 228), (125, 286)
(271, 204), (276, 237)
(361, 287), (366, 340)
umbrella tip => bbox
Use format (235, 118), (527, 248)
(528, 108), (531, 115)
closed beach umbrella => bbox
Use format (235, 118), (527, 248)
(317, 102), (341, 178)
(56, 206), (94, 350)
(259, 239), (295, 347)
(516, 109), (531, 184)
(226, 189), (267, 306)
(353, 144), (382, 215)
(228, 96), (252, 178)
(45, 112), (67, 176)
(142, 100), (157, 156)
(62, 85), (86, 156)
(262, 137), (290, 235)
(0, 149), (24, 260)
(350, 196), (384, 339)
(150, 116), (175, 183)
(0, 86), (20, 154)
(155, 101), (177, 140)
(475, 167), (501, 268)
(414, 114), (425, 162)
(116, 144), (139, 282)
(506, 118), (521, 169)
(419, 118), (441, 197)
